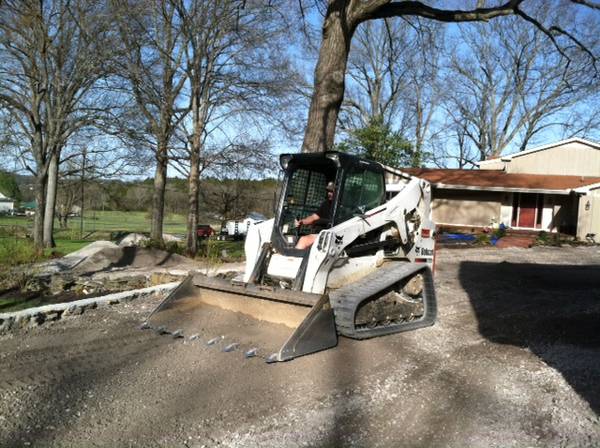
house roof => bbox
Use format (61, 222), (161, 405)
(0, 192), (13, 202)
(402, 168), (600, 194)
(478, 137), (600, 166)
(21, 201), (37, 209)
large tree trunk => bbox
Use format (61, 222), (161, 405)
(185, 86), (210, 257)
(301, 1), (357, 153)
(43, 151), (59, 248)
(186, 151), (200, 257)
(151, 144), (168, 243)
(33, 172), (47, 252)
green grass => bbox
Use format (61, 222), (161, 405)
(45, 239), (91, 256)
(0, 296), (47, 312)
(198, 239), (245, 261)
(0, 211), (242, 268)
(0, 210), (190, 236)
(58, 210), (189, 235)
(0, 237), (40, 266)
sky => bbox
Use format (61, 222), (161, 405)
(2, 1), (599, 178)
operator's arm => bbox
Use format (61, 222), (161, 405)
(295, 213), (319, 227)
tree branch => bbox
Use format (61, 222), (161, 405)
(364, 0), (524, 23)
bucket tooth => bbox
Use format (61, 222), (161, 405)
(223, 343), (239, 352)
(245, 348), (258, 358)
(207, 336), (224, 346)
(171, 329), (184, 339)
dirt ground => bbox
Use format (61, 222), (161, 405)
(0, 246), (599, 447)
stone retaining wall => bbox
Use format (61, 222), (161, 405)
(0, 282), (179, 333)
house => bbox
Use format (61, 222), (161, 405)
(0, 192), (15, 213)
(404, 138), (600, 241)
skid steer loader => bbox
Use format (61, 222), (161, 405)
(144, 151), (436, 362)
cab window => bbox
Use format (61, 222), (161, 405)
(282, 168), (329, 234)
(336, 167), (384, 224)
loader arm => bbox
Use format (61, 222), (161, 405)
(303, 176), (434, 294)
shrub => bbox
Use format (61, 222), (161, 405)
(492, 225), (506, 239)
(536, 231), (550, 245)
(476, 234), (490, 245)
(0, 238), (40, 267)
(165, 241), (184, 255)
(141, 238), (184, 255)
(196, 240), (244, 261)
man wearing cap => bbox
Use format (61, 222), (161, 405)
(294, 181), (335, 250)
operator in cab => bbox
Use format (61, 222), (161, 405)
(294, 181), (335, 250)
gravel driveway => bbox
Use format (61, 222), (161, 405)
(1, 246), (599, 447)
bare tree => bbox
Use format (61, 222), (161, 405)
(113, 0), (188, 243)
(300, 0), (599, 154)
(0, 0), (115, 248)
(443, 4), (600, 165)
(200, 141), (278, 224)
(56, 133), (136, 230)
(341, 19), (411, 131)
(340, 17), (445, 164)
(171, 0), (297, 255)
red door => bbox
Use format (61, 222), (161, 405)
(518, 194), (537, 228)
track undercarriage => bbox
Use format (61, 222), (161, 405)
(331, 262), (436, 340)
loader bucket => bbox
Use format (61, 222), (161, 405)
(143, 274), (337, 362)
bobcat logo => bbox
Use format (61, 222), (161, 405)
(335, 234), (344, 245)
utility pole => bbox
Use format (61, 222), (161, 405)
(79, 147), (86, 239)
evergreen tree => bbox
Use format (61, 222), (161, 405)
(0, 171), (21, 201)
(337, 116), (420, 167)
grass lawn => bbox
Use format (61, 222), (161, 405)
(0, 210), (189, 237)
(0, 296), (47, 313)
(47, 239), (91, 256)
(0, 211), (241, 262)
(0, 211), (188, 264)
(57, 210), (188, 235)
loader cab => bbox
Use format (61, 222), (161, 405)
(273, 151), (386, 256)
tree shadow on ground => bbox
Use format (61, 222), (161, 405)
(459, 261), (600, 414)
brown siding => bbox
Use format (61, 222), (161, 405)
(432, 189), (502, 227)
(506, 142), (600, 176)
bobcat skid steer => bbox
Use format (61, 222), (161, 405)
(144, 152), (437, 362)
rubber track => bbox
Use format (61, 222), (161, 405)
(329, 262), (437, 340)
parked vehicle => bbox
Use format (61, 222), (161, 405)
(219, 214), (265, 241)
(196, 224), (215, 238)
